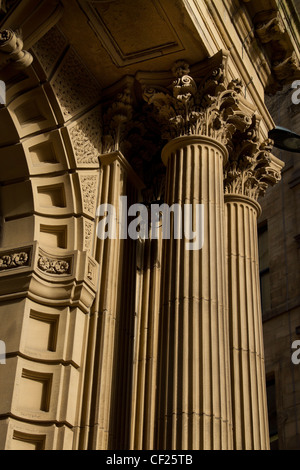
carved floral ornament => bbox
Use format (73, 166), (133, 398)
(142, 60), (253, 145)
(37, 255), (71, 275)
(141, 58), (283, 200)
(0, 251), (29, 270)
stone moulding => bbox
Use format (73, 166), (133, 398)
(0, 243), (99, 313)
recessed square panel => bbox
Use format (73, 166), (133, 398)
(79, 0), (183, 65)
(12, 431), (45, 451)
(20, 370), (52, 412)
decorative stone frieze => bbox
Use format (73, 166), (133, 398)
(79, 174), (99, 218)
(83, 219), (94, 252)
(0, 29), (33, 70)
(32, 26), (67, 78)
(68, 107), (102, 166)
(37, 255), (71, 275)
(50, 47), (101, 121)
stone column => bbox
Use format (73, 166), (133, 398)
(156, 134), (232, 450)
(141, 52), (284, 449)
(131, 222), (163, 450)
(141, 55), (257, 449)
(80, 86), (145, 450)
(224, 138), (284, 449)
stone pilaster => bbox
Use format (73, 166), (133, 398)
(224, 134), (284, 449)
(130, 224), (163, 450)
(86, 149), (144, 450)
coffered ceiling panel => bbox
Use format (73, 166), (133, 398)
(78, 0), (184, 66)
(56, 0), (210, 89)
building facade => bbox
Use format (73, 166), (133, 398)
(259, 68), (300, 451)
(0, 0), (299, 450)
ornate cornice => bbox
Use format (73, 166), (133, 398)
(245, 2), (300, 89)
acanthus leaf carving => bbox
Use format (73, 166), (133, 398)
(142, 59), (254, 150)
(141, 54), (284, 202)
(224, 136), (283, 200)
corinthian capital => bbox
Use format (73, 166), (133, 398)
(142, 55), (254, 150)
(224, 133), (284, 201)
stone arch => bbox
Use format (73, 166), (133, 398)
(0, 25), (102, 450)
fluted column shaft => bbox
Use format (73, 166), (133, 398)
(157, 135), (233, 450)
(131, 228), (163, 450)
(89, 153), (126, 450)
(88, 152), (142, 450)
(225, 194), (269, 450)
